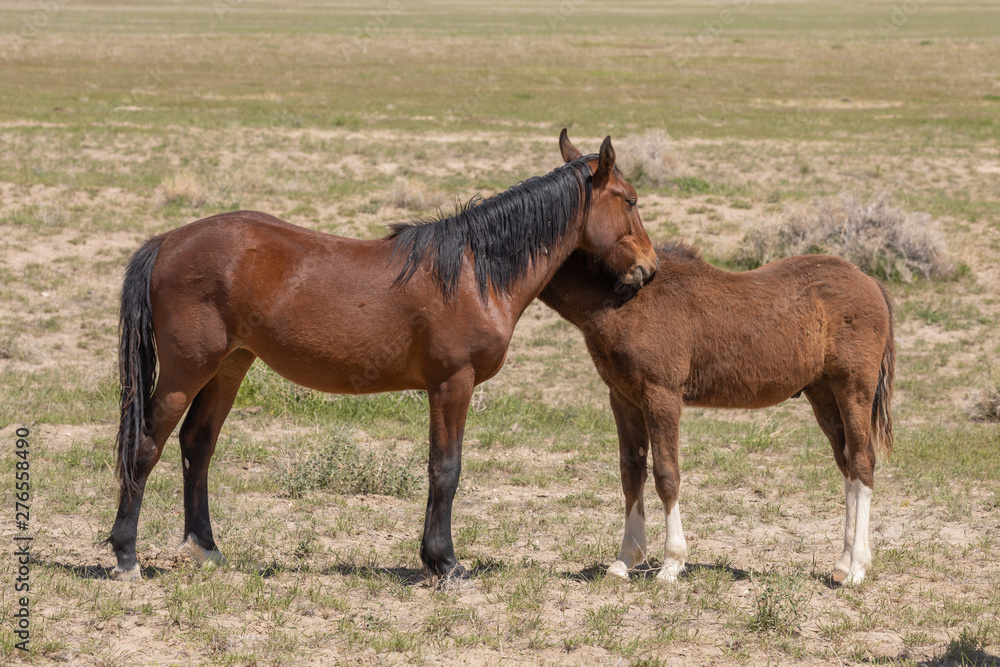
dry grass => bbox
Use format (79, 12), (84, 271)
(734, 194), (955, 282)
(615, 130), (677, 188)
(967, 371), (1000, 422)
(3, 1), (1000, 664)
(381, 176), (447, 213)
(156, 169), (208, 208)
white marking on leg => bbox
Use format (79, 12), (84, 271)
(608, 504), (646, 579)
(178, 534), (226, 568)
(834, 475), (856, 578)
(110, 564), (141, 581)
(845, 482), (873, 585)
(657, 501), (687, 583)
(183, 457), (190, 470)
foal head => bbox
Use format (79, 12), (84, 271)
(560, 129), (658, 286)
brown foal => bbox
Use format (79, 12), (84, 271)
(108, 131), (658, 581)
(539, 241), (894, 585)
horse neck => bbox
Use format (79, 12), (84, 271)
(493, 208), (588, 319)
(536, 251), (626, 331)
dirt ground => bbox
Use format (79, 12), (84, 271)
(2, 1), (1000, 663)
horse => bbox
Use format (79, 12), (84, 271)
(538, 240), (894, 586)
(107, 130), (659, 581)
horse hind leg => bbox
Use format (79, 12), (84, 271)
(804, 382), (855, 581)
(836, 388), (877, 585)
(812, 377), (878, 585)
(607, 391), (649, 580)
(109, 371), (213, 580)
(177, 349), (257, 568)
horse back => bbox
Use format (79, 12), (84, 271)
(145, 211), (516, 394)
(601, 252), (891, 409)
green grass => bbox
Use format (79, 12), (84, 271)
(277, 429), (419, 499)
(3, 1), (1000, 664)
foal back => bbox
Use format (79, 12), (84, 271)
(663, 253), (893, 409)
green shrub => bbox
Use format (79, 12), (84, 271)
(278, 430), (419, 499)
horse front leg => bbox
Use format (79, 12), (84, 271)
(607, 390), (649, 580)
(420, 368), (475, 579)
(643, 386), (686, 583)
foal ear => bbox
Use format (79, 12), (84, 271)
(594, 136), (616, 186)
(559, 128), (582, 162)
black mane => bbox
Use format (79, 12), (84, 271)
(387, 155), (596, 299)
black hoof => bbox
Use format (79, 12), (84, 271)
(430, 562), (470, 590)
(444, 562), (468, 580)
(426, 560), (467, 581)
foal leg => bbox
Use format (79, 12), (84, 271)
(643, 386), (686, 583)
(607, 391), (649, 580)
(832, 382), (878, 585)
(108, 369), (213, 580)
(420, 368), (475, 579)
(804, 383), (854, 579)
(177, 349), (257, 567)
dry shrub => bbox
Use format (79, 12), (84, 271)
(734, 194), (954, 282)
(0, 334), (37, 363)
(32, 204), (68, 227)
(615, 130), (677, 188)
(278, 431), (418, 499)
(157, 170), (208, 207)
(382, 176), (447, 212)
(3, 204), (67, 229)
(967, 372), (1000, 422)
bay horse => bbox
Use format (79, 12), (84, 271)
(108, 131), (658, 581)
(538, 238), (894, 586)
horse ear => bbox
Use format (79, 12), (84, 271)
(594, 136), (616, 186)
(559, 128), (582, 163)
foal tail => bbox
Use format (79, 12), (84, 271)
(116, 236), (164, 503)
(871, 282), (895, 464)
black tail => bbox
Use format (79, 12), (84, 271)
(116, 236), (164, 503)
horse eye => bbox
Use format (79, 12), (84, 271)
(626, 197), (637, 208)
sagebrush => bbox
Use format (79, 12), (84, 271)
(967, 372), (1000, 422)
(733, 194), (954, 282)
(615, 130), (676, 188)
(278, 430), (419, 499)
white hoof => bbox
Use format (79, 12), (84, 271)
(178, 535), (226, 567)
(656, 559), (685, 583)
(607, 560), (630, 580)
(832, 556), (869, 586)
(111, 564), (141, 581)
(844, 566), (866, 586)
(834, 552), (852, 577)
(832, 566), (866, 586)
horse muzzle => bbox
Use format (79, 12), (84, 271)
(624, 256), (659, 286)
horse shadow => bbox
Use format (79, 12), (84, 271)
(883, 650), (1000, 666)
(314, 563), (426, 585)
(43, 560), (169, 581)
(561, 560), (752, 583)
